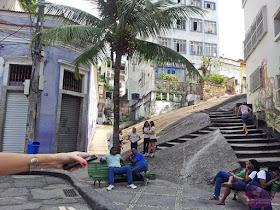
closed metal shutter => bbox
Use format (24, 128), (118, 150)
(57, 95), (81, 152)
(3, 92), (29, 153)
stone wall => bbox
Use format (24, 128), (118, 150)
(201, 81), (226, 101)
(119, 95), (130, 121)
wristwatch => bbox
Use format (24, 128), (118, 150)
(30, 158), (41, 171)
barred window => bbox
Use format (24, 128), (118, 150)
(191, 0), (201, 7)
(191, 19), (202, 32)
(9, 64), (32, 86)
(205, 21), (216, 34)
(175, 19), (186, 30)
(205, 43), (217, 57)
(174, 39), (186, 54)
(250, 67), (262, 93)
(190, 41), (203, 55)
(63, 70), (83, 93)
(158, 37), (171, 48)
(204, 1), (215, 10)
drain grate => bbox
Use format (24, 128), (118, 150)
(63, 189), (78, 197)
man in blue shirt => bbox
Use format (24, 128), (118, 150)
(100, 147), (137, 191)
(126, 148), (149, 185)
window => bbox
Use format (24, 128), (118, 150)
(177, 0), (186, 4)
(167, 69), (176, 75)
(174, 39), (186, 54)
(191, 19), (202, 32)
(250, 67), (262, 93)
(244, 6), (267, 59)
(205, 21), (216, 34)
(158, 37), (171, 48)
(175, 19), (186, 30)
(63, 70), (83, 93)
(191, 0), (201, 7)
(276, 75), (280, 106)
(205, 43), (217, 57)
(190, 41), (203, 55)
(9, 64), (32, 86)
(204, 1), (215, 9)
(273, 8), (280, 40)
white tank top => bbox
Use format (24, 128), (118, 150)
(241, 105), (249, 114)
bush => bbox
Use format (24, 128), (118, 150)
(198, 72), (225, 85)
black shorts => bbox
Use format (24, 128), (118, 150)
(149, 138), (157, 142)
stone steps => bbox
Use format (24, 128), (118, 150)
(235, 150), (280, 159)
(227, 138), (278, 144)
(221, 129), (263, 134)
(211, 122), (253, 127)
(209, 116), (241, 120)
(211, 118), (243, 123)
(239, 157), (280, 168)
(208, 114), (237, 118)
(230, 142), (280, 151)
(207, 125), (257, 130)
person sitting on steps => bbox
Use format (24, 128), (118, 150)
(100, 147), (137, 191)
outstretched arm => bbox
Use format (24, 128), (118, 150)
(0, 152), (91, 175)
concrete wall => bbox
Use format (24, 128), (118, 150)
(243, 0), (280, 132)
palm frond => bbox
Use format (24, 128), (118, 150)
(37, 25), (104, 47)
(133, 39), (199, 75)
(40, 2), (100, 26)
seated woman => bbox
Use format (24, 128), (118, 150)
(208, 159), (259, 201)
(216, 159), (260, 205)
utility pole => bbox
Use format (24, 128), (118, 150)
(24, 0), (44, 153)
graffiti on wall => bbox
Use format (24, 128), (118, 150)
(254, 59), (280, 131)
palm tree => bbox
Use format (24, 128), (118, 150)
(36, 0), (204, 151)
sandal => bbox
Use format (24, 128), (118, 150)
(209, 196), (219, 200)
(216, 202), (225, 205)
(206, 179), (215, 185)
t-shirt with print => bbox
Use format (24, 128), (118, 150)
(131, 152), (147, 167)
(129, 132), (140, 143)
(102, 154), (122, 167)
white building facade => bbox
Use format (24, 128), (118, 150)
(127, 0), (219, 120)
(243, 0), (280, 133)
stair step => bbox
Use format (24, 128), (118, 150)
(181, 134), (201, 139)
(224, 133), (266, 139)
(227, 138), (278, 144)
(211, 122), (253, 127)
(209, 116), (241, 120)
(239, 157), (280, 167)
(209, 114), (237, 118)
(177, 137), (195, 141)
(208, 125), (257, 130)
(235, 150), (280, 158)
(230, 142), (280, 150)
(170, 139), (187, 143)
(221, 129), (264, 134)
(211, 119), (243, 123)
(192, 130), (212, 134)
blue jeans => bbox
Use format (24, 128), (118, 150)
(214, 170), (232, 196)
(132, 164), (147, 181)
(108, 166), (133, 185)
(143, 138), (150, 153)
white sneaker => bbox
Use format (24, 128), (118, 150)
(127, 184), (137, 189)
(106, 185), (114, 191)
(144, 153), (149, 157)
(144, 178), (149, 185)
(150, 153), (154, 158)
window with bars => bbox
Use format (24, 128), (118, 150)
(250, 67), (262, 93)
(175, 19), (186, 30)
(205, 43), (217, 57)
(276, 75), (280, 107)
(63, 70), (83, 93)
(174, 39), (186, 54)
(244, 6), (267, 59)
(191, 19), (202, 32)
(190, 0), (201, 7)
(205, 21), (217, 34)
(204, 1), (215, 10)
(190, 41), (203, 55)
(9, 64), (32, 86)
(158, 37), (171, 48)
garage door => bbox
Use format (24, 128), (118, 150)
(2, 92), (29, 153)
(57, 94), (81, 152)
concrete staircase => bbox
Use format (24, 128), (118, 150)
(157, 109), (280, 168)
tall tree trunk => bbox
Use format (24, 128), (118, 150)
(113, 51), (122, 153)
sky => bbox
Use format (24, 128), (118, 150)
(47, 0), (245, 60)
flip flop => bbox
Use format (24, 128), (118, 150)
(206, 180), (215, 185)
(209, 196), (219, 200)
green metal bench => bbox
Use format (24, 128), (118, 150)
(88, 161), (156, 187)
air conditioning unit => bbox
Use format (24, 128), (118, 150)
(131, 93), (140, 100)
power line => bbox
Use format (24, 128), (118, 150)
(0, 19), (29, 43)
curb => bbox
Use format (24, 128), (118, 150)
(18, 170), (120, 210)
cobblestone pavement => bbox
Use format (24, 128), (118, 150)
(0, 175), (91, 210)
